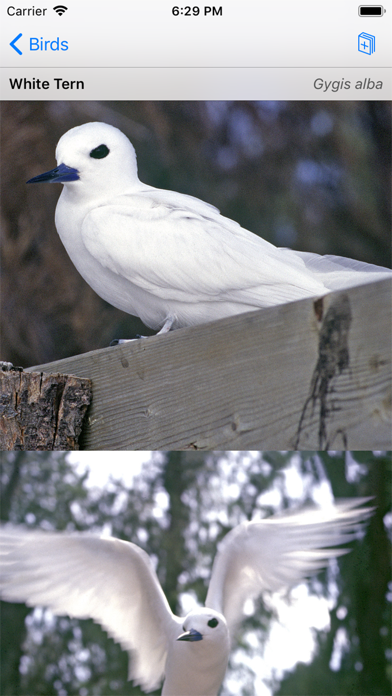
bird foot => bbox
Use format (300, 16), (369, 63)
(109, 338), (142, 346)
(110, 317), (175, 345)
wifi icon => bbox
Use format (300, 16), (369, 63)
(53, 5), (68, 15)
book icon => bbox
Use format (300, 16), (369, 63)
(358, 32), (376, 54)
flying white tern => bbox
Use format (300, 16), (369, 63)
(27, 122), (391, 336)
(0, 498), (373, 695)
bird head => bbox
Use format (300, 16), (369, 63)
(27, 122), (140, 199)
(177, 607), (229, 647)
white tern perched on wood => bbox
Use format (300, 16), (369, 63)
(27, 122), (391, 336)
(0, 498), (373, 695)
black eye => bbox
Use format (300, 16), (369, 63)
(208, 618), (218, 628)
(90, 144), (110, 159)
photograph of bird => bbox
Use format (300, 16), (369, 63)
(27, 122), (392, 337)
(0, 498), (373, 696)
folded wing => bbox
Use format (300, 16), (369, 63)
(81, 192), (328, 308)
(289, 251), (392, 289)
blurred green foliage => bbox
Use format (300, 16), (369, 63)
(0, 451), (390, 695)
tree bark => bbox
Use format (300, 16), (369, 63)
(0, 372), (92, 450)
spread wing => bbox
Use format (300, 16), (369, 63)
(205, 498), (374, 635)
(81, 189), (327, 309)
(0, 527), (181, 692)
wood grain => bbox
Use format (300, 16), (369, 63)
(27, 278), (391, 451)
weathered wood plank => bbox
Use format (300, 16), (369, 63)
(0, 372), (92, 450)
(27, 278), (391, 451)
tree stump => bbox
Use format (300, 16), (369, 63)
(0, 371), (92, 450)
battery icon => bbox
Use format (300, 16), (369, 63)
(358, 5), (385, 15)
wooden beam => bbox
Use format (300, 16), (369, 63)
(26, 278), (391, 451)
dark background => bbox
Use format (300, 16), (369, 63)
(1, 101), (391, 367)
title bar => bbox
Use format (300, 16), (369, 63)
(2, 0), (391, 68)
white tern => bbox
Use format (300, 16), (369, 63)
(27, 122), (391, 336)
(0, 498), (373, 695)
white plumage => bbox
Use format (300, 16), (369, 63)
(0, 498), (373, 695)
(27, 122), (391, 334)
